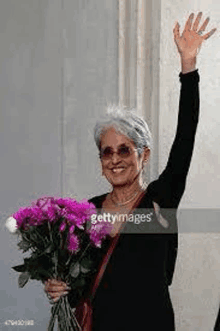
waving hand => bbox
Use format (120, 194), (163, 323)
(173, 12), (217, 72)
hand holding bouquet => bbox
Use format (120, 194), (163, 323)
(5, 196), (112, 331)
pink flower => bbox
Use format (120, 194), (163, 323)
(69, 225), (75, 234)
(55, 197), (78, 211)
(33, 197), (61, 222)
(59, 222), (66, 232)
(88, 223), (112, 248)
(67, 234), (80, 253)
(12, 196), (96, 232)
(13, 206), (44, 229)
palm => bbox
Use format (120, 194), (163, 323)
(174, 12), (216, 59)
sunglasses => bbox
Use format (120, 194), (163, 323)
(99, 145), (137, 160)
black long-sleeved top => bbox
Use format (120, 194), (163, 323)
(69, 70), (200, 330)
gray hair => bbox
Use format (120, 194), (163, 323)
(94, 104), (152, 156)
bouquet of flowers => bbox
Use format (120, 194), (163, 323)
(5, 196), (112, 331)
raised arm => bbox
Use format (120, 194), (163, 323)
(149, 12), (216, 208)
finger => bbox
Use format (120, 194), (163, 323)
(49, 298), (59, 305)
(203, 28), (217, 40)
(173, 22), (180, 41)
(44, 282), (50, 292)
(198, 17), (210, 34)
(49, 291), (69, 301)
(50, 291), (69, 299)
(183, 13), (194, 33)
(47, 285), (69, 292)
(47, 281), (68, 289)
(48, 292), (62, 299)
(49, 279), (64, 285)
(192, 12), (202, 31)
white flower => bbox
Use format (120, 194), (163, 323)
(5, 216), (17, 234)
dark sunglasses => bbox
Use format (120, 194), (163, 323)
(99, 145), (136, 160)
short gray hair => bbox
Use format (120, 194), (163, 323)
(94, 104), (151, 156)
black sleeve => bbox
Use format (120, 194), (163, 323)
(149, 69), (200, 208)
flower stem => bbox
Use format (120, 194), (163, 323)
(47, 221), (58, 278)
(47, 300), (61, 331)
(66, 242), (91, 283)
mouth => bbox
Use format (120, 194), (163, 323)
(110, 167), (126, 174)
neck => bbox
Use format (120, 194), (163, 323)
(111, 178), (145, 203)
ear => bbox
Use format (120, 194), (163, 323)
(143, 147), (150, 164)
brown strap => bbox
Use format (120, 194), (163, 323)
(89, 190), (146, 301)
(90, 233), (120, 300)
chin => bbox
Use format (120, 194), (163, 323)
(107, 174), (133, 187)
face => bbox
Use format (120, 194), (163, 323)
(100, 127), (149, 188)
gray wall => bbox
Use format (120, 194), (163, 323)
(0, 0), (118, 329)
(159, 3), (220, 330)
(62, 0), (118, 200)
(1, 1), (220, 330)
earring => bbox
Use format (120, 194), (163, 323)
(142, 160), (147, 169)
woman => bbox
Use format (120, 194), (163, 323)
(45, 12), (216, 330)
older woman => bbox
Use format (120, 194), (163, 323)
(45, 12), (216, 330)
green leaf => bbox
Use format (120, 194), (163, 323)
(80, 265), (90, 273)
(80, 257), (93, 269)
(44, 244), (53, 254)
(12, 264), (26, 272)
(74, 277), (86, 287)
(18, 271), (30, 288)
(51, 254), (58, 265)
(17, 240), (31, 252)
(70, 262), (80, 278)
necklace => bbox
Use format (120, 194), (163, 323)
(110, 190), (143, 207)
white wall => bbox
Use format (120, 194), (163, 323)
(0, 1), (63, 330)
(1, 1), (220, 329)
(62, 0), (118, 200)
(159, 1), (220, 329)
(0, 1), (118, 329)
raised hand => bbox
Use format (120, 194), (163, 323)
(173, 12), (217, 73)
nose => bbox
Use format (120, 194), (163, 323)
(111, 152), (121, 164)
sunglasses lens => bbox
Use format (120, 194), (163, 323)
(101, 147), (113, 159)
(100, 146), (132, 159)
(118, 146), (130, 157)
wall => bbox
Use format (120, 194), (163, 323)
(0, 1), (63, 330)
(1, 1), (220, 330)
(159, 1), (220, 329)
(0, 1), (118, 330)
(62, 0), (118, 200)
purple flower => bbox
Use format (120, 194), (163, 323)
(55, 197), (78, 210)
(13, 206), (44, 229)
(59, 222), (66, 232)
(32, 197), (61, 222)
(69, 225), (75, 234)
(12, 196), (97, 233)
(88, 223), (112, 248)
(67, 234), (80, 253)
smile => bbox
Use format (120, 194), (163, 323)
(111, 167), (126, 174)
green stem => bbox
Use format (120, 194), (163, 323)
(47, 300), (61, 331)
(66, 242), (91, 283)
(58, 297), (68, 331)
(47, 221), (53, 243)
(63, 296), (74, 331)
(47, 221), (58, 278)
